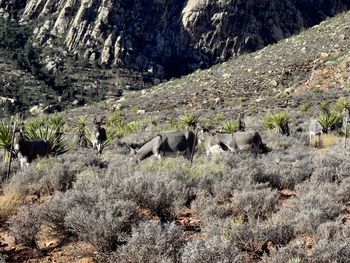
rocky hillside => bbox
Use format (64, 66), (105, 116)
(1, 0), (349, 81)
(111, 9), (350, 123)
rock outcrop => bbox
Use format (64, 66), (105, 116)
(1, 0), (349, 82)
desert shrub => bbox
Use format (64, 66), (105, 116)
(337, 161), (350, 180)
(254, 148), (314, 189)
(0, 158), (20, 182)
(188, 155), (229, 178)
(311, 154), (342, 183)
(119, 171), (187, 222)
(267, 221), (296, 247)
(300, 102), (311, 112)
(262, 132), (306, 150)
(0, 189), (23, 223)
(108, 222), (185, 263)
(8, 205), (41, 248)
(5, 158), (76, 196)
(39, 191), (75, 236)
(312, 239), (350, 263)
(231, 186), (279, 220)
(64, 199), (139, 252)
(261, 241), (307, 263)
(337, 177), (350, 203)
(58, 148), (108, 171)
(312, 222), (350, 262)
(140, 157), (189, 175)
(181, 236), (242, 263)
(5, 148), (107, 197)
(316, 222), (349, 241)
(228, 222), (268, 255)
(41, 175), (141, 252)
(263, 112), (291, 135)
(193, 156), (272, 222)
(38, 161), (142, 249)
(195, 182), (278, 227)
(279, 183), (343, 236)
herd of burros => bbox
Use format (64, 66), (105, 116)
(12, 116), (328, 168)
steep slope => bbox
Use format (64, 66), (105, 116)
(0, 51), (52, 115)
(0, 0), (349, 81)
(116, 10), (350, 115)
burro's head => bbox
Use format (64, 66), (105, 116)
(129, 147), (140, 164)
(93, 117), (102, 129)
(13, 128), (24, 151)
(197, 126), (213, 144)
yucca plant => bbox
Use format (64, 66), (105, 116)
(320, 101), (330, 115)
(318, 111), (342, 132)
(25, 121), (69, 156)
(126, 120), (145, 133)
(263, 112), (291, 135)
(0, 115), (23, 162)
(0, 121), (14, 162)
(221, 120), (239, 133)
(334, 97), (350, 114)
(73, 117), (91, 147)
(109, 125), (126, 139)
(107, 110), (124, 126)
(288, 258), (302, 263)
(48, 114), (67, 131)
(300, 102), (311, 112)
(180, 111), (199, 129)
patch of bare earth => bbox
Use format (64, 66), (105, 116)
(1, 225), (100, 263)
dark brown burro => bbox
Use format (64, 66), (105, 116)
(13, 129), (50, 168)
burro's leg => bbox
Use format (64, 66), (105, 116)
(309, 132), (314, 146)
(97, 143), (103, 154)
(153, 136), (163, 160)
(19, 157), (28, 169)
(316, 133), (322, 147)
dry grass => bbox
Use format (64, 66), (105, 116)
(321, 133), (340, 148)
(139, 155), (228, 178)
(0, 189), (23, 223)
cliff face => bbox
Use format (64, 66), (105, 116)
(0, 0), (349, 81)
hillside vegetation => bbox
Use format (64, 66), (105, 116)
(0, 0), (349, 118)
(0, 8), (350, 263)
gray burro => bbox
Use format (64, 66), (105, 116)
(131, 130), (197, 163)
(198, 128), (263, 157)
(309, 118), (323, 147)
(91, 118), (107, 155)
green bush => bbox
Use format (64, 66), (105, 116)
(333, 97), (350, 114)
(300, 102), (311, 112)
(221, 120), (239, 133)
(180, 111), (199, 129)
(25, 117), (70, 156)
(263, 112), (291, 135)
(318, 112), (342, 132)
(0, 121), (14, 161)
